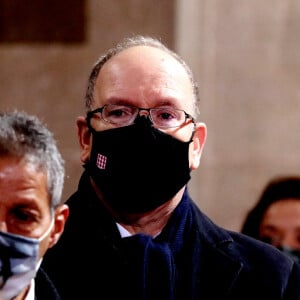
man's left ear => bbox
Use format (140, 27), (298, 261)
(48, 204), (69, 248)
(189, 122), (207, 170)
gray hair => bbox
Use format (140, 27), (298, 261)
(84, 35), (200, 117)
(0, 110), (65, 209)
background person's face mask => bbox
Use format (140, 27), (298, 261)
(0, 220), (53, 300)
(277, 246), (300, 263)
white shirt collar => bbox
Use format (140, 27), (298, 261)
(116, 223), (132, 238)
(116, 223), (161, 238)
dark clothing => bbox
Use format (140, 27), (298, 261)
(42, 171), (300, 300)
(35, 268), (61, 300)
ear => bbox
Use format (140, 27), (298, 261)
(189, 122), (207, 170)
(77, 116), (92, 163)
(48, 204), (69, 249)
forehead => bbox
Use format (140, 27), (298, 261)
(94, 46), (194, 110)
(0, 156), (49, 207)
(263, 199), (300, 226)
(109, 45), (186, 73)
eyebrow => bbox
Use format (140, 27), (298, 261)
(106, 98), (181, 109)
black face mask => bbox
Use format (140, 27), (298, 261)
(86, 117), (193, 214)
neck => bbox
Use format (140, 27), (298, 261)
(118, 192), (183, 236)
(13, 285), (30, 300)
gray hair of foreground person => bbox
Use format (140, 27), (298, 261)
(84, 35), (200, 117)
(0, 110), (65, 208)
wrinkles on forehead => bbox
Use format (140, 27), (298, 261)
(93, 46), (195, 114)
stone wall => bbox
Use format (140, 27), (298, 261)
(1, 0), (300, 231)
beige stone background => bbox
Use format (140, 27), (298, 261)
(1, 0), (300, 231)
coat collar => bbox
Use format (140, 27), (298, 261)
(183, 193), (244, 298)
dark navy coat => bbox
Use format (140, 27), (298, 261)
(42, 171), (300, 300)
(35, 268), (61, 300)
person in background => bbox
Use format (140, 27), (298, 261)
(0, 110), (69, 300)
(241, 176), (300, 263)
(42, 35), (300, 299)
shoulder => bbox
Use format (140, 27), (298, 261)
(227, 230), (294, 268)
(190, 201), (298, 277)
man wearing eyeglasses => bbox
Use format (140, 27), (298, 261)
(42, 36), (300, 300)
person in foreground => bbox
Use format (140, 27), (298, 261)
(241, 175), (300, 263)
(0, 110), (69, 300)
(42, 35), (300, 299)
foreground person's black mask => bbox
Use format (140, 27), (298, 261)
(86, 117), (193, 214)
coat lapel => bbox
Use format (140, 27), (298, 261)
(189, 200), (244, 299)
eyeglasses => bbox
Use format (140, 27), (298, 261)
(86, 104), (195, 129)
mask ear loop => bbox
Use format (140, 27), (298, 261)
(86, 113), (97, 134)
(38, 218), (55, 242)
(36, 218), (55, 268)
(188, 120), (196, 143)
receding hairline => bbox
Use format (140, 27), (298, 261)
(84, 36), (200, 117)
(98, 44), (195, 93)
